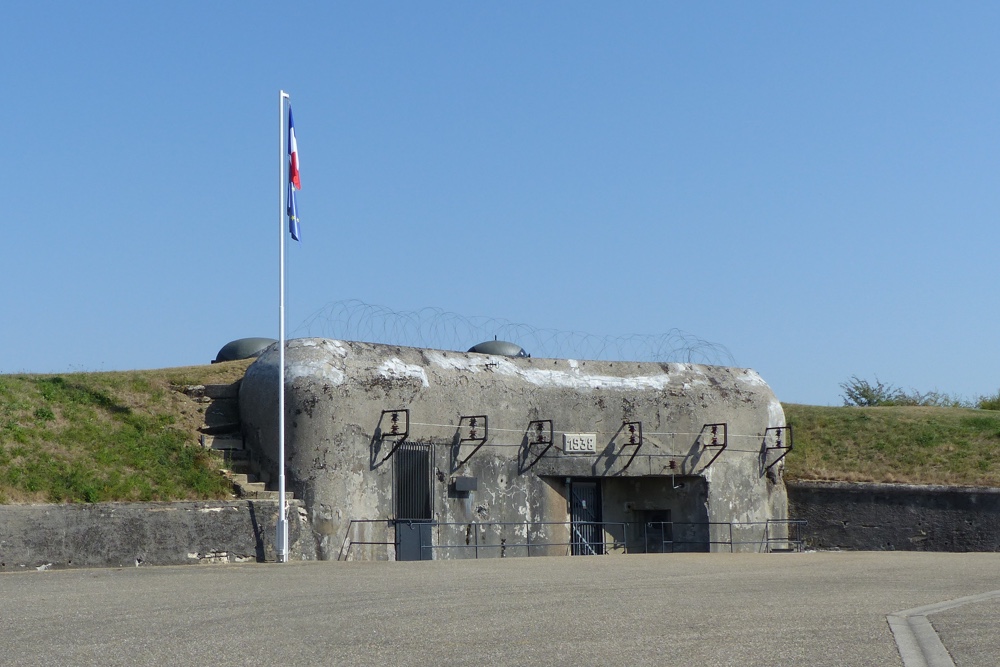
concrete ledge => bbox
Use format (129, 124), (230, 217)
(0, 500), (315, 571)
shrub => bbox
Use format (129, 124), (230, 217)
(840, 376), (972, 408)
(978, 391), (1000, 411)
(840, 376), (904, 406)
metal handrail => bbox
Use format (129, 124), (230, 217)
(338, 519), (395, 561)
(764, 519), (807, 552)
(338, 518), (807, 560)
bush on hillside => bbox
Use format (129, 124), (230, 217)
(840, 376), (971, 408)
(977, 391), (1000, 411)
(840, 376), (904, 406)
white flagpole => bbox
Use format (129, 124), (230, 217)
(276, 89), (290, 562)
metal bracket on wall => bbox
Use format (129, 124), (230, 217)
(455, 415), (489, 467)
(618, 421), (643, 472)
(697, 422), (728, 471)
(378, 408), (410, 459)
(522, 419), (554, 470)
(763, 425), (793, 472)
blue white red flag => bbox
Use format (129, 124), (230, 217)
(287, 181), (301, 241)
(288, 107), (301, 190)
(287, 107), (301, 240)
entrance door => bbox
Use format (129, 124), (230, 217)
(394, 443), (433, 561)
(640, 509), (673, 553)
(570, 481), (603, 555)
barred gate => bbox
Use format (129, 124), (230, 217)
(393, 442), (434, 560)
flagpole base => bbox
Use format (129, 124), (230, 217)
(275, 518), (289, 563)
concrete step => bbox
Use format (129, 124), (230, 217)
(229, 458), (254, 474)
(204, 383), (240, 400)
(200, 422), (241, 436)
(238, 481), (267, 494)
(203, 398), (240, 429)
(226, 456), (269, 484)
(225, 448), (250, 463)
(244, 490), (296, 502)
(229, 473), (259, 486)
(201, 434), (244, 450)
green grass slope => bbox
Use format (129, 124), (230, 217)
(4, 363), (1000, 504)
(0, 361), (250, 504)
(783, 403), (1000, 487)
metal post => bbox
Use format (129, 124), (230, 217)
(276, 90), (290, 563)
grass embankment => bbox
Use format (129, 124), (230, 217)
(0, 361), (251, 504)
(783, 404), (1000, 487)
(5, 364), (1000, 503)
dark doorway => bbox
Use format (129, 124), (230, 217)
(639, 509), (672, 553)
(394, 442), (433, 560)
(570, 480), (603, 555)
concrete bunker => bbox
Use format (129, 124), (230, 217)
(240, 338), (792, 560)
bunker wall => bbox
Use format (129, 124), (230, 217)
(240, 338), (788, 559)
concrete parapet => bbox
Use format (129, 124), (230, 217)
(0, 500), (315, 571)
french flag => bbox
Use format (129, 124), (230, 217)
(287, 107), (301, 240)
(288, 107), (301, 190)
(287, 181), (301, 242)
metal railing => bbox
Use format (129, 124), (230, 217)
(641, 520), (807, 553)
(764, 519), (807, 552)
(338, 518), (807, 560)
(338, 519), (396, 561)
(429, 520), (628, 558)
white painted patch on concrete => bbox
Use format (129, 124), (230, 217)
(326, 340), (349, 357)
(768, 399), (785, 428)
(517, 367), (680, 390)
(198, 507), (224, 513)
(378, 358), (430, 387)
(738, 370), (769, 388)
(286, 358), (345, 386)
(424, 351), (492, 372)
(424, 351), (685, 391)
(292, 338), (348, 358)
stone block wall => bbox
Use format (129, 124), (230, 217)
(788, 481), (1000, 552)
(0, 500), (315, 571)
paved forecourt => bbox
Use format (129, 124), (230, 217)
(2, 551), (998, 667)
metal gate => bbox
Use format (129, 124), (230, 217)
(394, 442), (433, 560)
(570, 480), (602, 555)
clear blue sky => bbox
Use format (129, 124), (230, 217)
(3, 2), (998, 406)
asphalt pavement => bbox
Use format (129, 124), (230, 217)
(1, 551), (998, 666)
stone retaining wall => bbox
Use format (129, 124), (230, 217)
(0, 500), (315, 571)
(788, 481), (1000, 552)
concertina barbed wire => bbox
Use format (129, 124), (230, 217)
(292, 300), (734, 366)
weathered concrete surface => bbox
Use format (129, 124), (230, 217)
(0, 500), (315, 571)
(788, 481), (1000, 552)
(240, 338), (788, 559)
(3, 552), (1000, 666)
